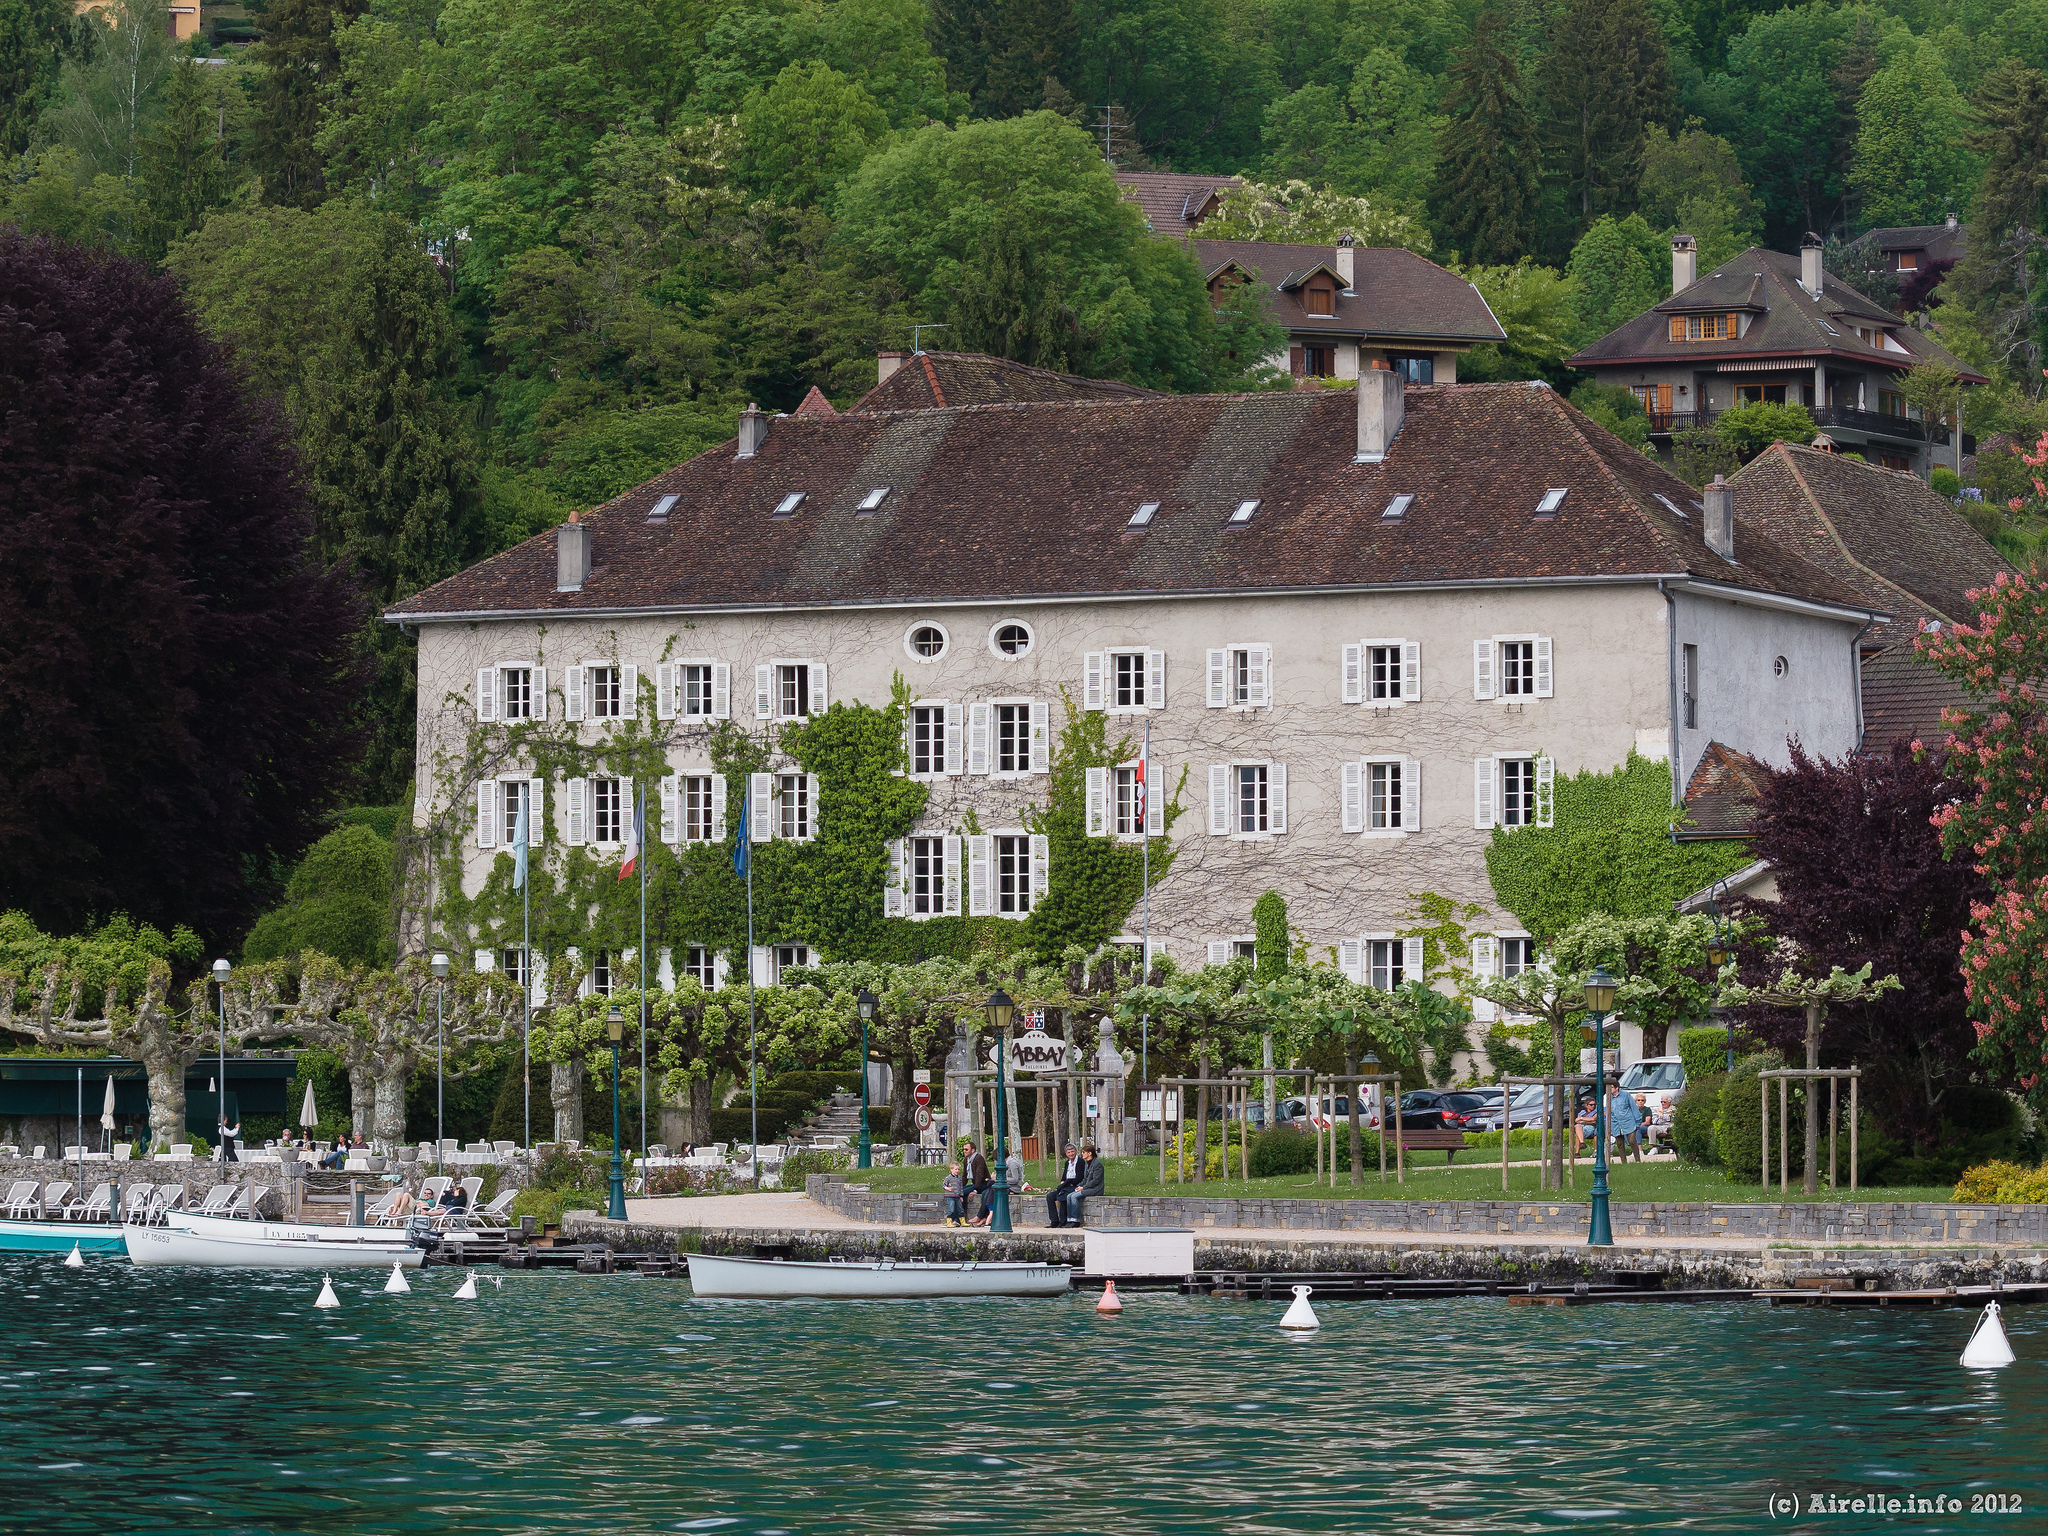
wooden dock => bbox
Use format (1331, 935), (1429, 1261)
(1756, 1281), (2048, 1309)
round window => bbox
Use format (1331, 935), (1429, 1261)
(991, 621), (1034, 658)
(906, 623), (948, 661)
(1774, 655), (1789, 677)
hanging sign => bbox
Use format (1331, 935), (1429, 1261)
(1002, 1030), (1079, 1074)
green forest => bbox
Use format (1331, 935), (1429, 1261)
(5, 0), (2048, 812)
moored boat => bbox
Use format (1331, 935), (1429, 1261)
(686, 1252), (1071, 1299)
(125, 1210), (426, 1269)
(0, 1218), (128, 1256)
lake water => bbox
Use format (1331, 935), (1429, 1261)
(3, 1254), (2043, 1534)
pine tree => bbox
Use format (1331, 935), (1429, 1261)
(927, 0), (1075, 118)
(947, 218), (1080, 372)
(0, 0), (69, 157)
(1429, 11), (1540, 265)
(136, 59), (239, 260)
(251, 0), (363, 210)
(1537, 0), (1674, 231)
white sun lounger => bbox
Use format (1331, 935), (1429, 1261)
(66, 1183), (114, 1222)
(3, 1179), (40, 1219)
(120, 1184), (155, 1222)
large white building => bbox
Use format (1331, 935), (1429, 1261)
(388, 352), (1880, 1035)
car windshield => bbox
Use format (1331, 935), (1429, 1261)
(1510, 1085), (1549, 1108)
(1399, 1093), (1436, 1110)
(1620, 1061), (1685, 1091)
(1442, 1092), (1493, 1111)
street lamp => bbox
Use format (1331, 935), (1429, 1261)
(432, 952), (449, 1175)
(606, 1005), (628, 1220)
(212, 959), (230, 1159)
(1583, 965), (1618, 1248)
(985, 988), (1014, 1233)
(855, 987), (878, 1170)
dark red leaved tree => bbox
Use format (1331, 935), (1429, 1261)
(0, 229), (364, 941)
(1729, 739), (1988, 1150)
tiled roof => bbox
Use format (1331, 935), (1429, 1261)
(1680, 741), (1770, 837)
(1860, 642), (1972, 752)
(1568, 247), (1985, 381)
(792, 385), (838, 419)
(1730, 441), (2011, 646)
(1114, 171), (1242, 238)
(1847, 222), (1967, 264)
(850, 351), (1160, 413)
(388, 376), (1879, 620)
(1193, 240), (1505, 344)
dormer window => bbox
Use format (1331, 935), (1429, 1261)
(857, 487), (890, 513)
(1668, 314), (1738, 341)
(1129, 501), (1160, 528)
(772, 492), (805, 517)
(1381, 494), (1413, 522)
(1534, 488), (1567, 518)
(1229, 499), (1260, 525)
(1304, 280), (1335, 317)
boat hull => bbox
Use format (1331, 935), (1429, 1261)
(126, 1212), (426, 1269)
(0, 1219), (128, 1256)
(686, 1252), (1071, 1299)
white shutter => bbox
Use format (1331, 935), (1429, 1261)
(1247, 645), (1270, 708)
(710, 662), (730, 719)
(655, 664), (676, 720)
(808, 662), (827, 714)
(1339, 937), (1363, 981)
(1475, 757), (1496, 829)
(1029, 833), (1049, 904)
(1341, 760), (1364, 833)
(1208, 764), (1230, 835)
(885, 840), (905, 918)
(751, 946), (773, 986)
(942, 706), (962, 776)
(711, 952), (729, 990)
(710, 773), (727, 840)
(526, 779), (544, 844)
(805, 774), (820, 839)
(564, 665), (585, 721)
(1147, 773), (1163, 835)
(566, 777), (588, 846)
(1342, 643), (1363, 704)
(1402, 758), (1420, 831)
(1083, 652), (1104, 711)
(1085, 767), (1108, 836)
(477, 780), (499, 849)
(1402, 641), (1421, 701)
(967, 702), (991, 775)
(1403, 937), (1425, 981)
(967, 834), (992, 916)
(755, 664), (773, 719)
(474, 949), (493, 974)
(942, 834), (961, 915)
(533, 667), (547, 720)
(477, 668), (498, 722)
(1536, 755), (1555, 827)
(620, 663), (638, 719)
(1471, 936), (1498, 1020)
(1028, 700), (1049, 773)
(1535, 636), (1553, 698)
(1147, 649), (1166, 708)
(1207, 648), (1228, 708)
(1473, 639), (1495, 700)
(750, 772), (775, 841)
(1269, 763), (1286, 833)
(660, 776), (679, 844)
(1207, 941), (1231, 965)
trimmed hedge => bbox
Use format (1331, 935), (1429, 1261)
(709, 1107), (793, 1143)
(1719, 1052), (1798, 1183)
(1676, 1026), (1732, 1085)
(1249, 1128), (1316, 1177)
(1672, 1073), (1724, 1166)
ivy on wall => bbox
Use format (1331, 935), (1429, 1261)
(1483, 752), (1753, 942)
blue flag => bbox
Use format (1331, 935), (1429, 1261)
(733, 787), (750, 879)
(512, 794), (529, 889)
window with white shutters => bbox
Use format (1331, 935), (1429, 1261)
(1500, 758), (1536, 826)
(1213, 762), (1285, 836)
(498, 779), (537, 846)
(1501, 936), (1535, 977)
(992, 702), (1037, 774)
(909, 704), (950, 778)
(909, 836), (945, 917)
(1237, 764), (1268, 834)
(1368, 759), (1403, 832)
(499, 949), (530, 990)
(681, 775), (719, 842)
(1099, 649), (1165, 712)
(776, 772), (816, 841)
(1366, 937), (1422, 991)
(681, 946), (717, 988)
(1111, 764), (1159, 837)
(1207, 646), (1272, 708)
(1481, 635), (1553, 700)
(591, 777), (624, 845)
(587, 664), (633, 720)
(1500, 641), (1535, 696)
(671, 660), (726, 720)
(493, 665), (538, 721)
(772, 945), (810, 980)
(994, 833), (1034, 914)
(759, 660), (825, 720)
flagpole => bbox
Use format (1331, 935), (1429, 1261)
(745, 789), (759, 1189)
(522, 833), (531, 1154)
(638, 780), (648, 1167)
(1141, 714), (1151, 1092)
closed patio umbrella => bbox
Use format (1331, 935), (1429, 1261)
(101, 1074), (115, 1150)
(300, 1080), (317, 1132)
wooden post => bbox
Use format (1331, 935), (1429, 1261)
(1829, 1075), (1839, 1193)
(1501, 1075), (1510, 1192)
(1760, 1073), (1769, 1193)
(1157, 1080), (1167, 1190)
(1850, 1073), (1858, 1194)
(1377, 1078), (1388, 1182)
(1238, 1083), (1249, 1185)
(1778, 1075), (1789, 1195)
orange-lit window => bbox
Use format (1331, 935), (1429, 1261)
(1896, 252), (1919, 271)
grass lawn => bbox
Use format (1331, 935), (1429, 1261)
(850, 1155), (1958, 1205)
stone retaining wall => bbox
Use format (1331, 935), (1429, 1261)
(803, 1174), (2048, 1247)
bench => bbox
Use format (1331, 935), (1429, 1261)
(1397, 1129), (1471, 1163)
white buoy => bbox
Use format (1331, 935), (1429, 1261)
(383, 1260), (411, 1295)
(1280, 1284), (1320, 1332)
(313, 1274), (340, 1310)
(62, 1242), (84, 1270)
(1961, 1301), (2017, 1368)
(1096, 1279), (1123, 1314)
(452, 1269), (479, 1300)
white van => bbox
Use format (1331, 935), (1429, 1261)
(1616, 1056), (1686, 1118)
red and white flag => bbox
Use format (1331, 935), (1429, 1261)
(1133, 750), (1148, 823)
(618, 789), (641, 882)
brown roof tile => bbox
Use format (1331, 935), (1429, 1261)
(792, 385), (838, 419)
(1114, 171), (1242, 238)
(388, 377), (1880, 620)
(1193, 240), (1505, 344)
(850, 351), (1160, 414)
(1681, 741), (1771, 837)
(1860, 642), (1974, 753)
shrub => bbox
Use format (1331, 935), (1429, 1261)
(1930, 466), (1962, 499)
(1718, 1051), (1799, 1183)
(1860, 1085), (2022, 1186)
(1249, 1128), (1317, 1177)
(866, 1106), (890, 1138)
(708, 1107), (792, 1144)
(510, 1185), (607, 1228)
(1950, 1160), (2048, 1203)
(1716, 400), (1815, 458)
(1676, 1026), (1731, 1085)
(1671, 1073), (1724, 1166)
(780, 1149), (851, 1182)
(1462, 1128), (1544, 1150)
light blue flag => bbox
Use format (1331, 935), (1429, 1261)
(512, 794), (529, 889)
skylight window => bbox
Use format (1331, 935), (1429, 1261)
(772, 492), (806, 517)
(1129, 501), (1160, 527)
(1381, 494), (1414, 522)
(1229, 499), (1261, 524)
(647, 494), (679, 522)
(1653, 493), (1688, 520)
(857, 487), (891, 511)
(1534, 487), (1568, 517)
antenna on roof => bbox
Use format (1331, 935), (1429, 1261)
(910, 323), (946, 355)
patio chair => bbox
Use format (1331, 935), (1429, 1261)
(415, 1175), (452, 1208)
(120, 1184), (155, 1223)
(39, 1181), (73, 1216)
(457, 1176), (483, 1207)
(362, 1190), (400, 1224)
(223, 1185), (256, 1217)
(193, 1184), (238, 1215)
(66, 1183), (114, 1222)
(471, 1189), (517, 1227)
(111, 1144), (133, 1162)
(492, 1141), (515, 1157)
(3, 1180), (39, 1218)
(31, 1146), (47, 1160)
(0, 1145), (16, 1156)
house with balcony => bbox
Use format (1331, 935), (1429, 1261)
(1845, 217), (1966, 279)
(1115, 172), (1506, 383)
(1569, 235), (1985, 478)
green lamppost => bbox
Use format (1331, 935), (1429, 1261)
(606, 1005), (627, 1221)
(855, 987), (877, 1170)
(1584, 965), (1618, 1248)
(986, 987), (1014, 1233)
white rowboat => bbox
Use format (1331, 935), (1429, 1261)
(686, 1252), (1071, 1299)
(125, 1210), (427, 1269)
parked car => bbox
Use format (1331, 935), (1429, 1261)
(1398, 1089), (1499, 1130)
(1465, 1084), (1559, 1133)
(1616, 1056), (1687, 1118)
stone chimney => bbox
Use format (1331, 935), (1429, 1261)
(1945, 212), (1958, 230)
(1703, 475), (1735, 561)
(876, 350), (908, 384)
(1335, 233), (1355, 291)
(1671, 233), (1697, 295)
(1355, 359), (1404, 464)
(1800, 232), (1824, 297)
(736, 401), (769, 459)
(557, 510), (590, 592)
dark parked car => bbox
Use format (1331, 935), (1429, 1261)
(1398, 1089), (1500, 1130)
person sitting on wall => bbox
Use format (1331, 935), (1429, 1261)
(1046, 1143), (1082, 1228)
(1065, 1142), (1106, 1227)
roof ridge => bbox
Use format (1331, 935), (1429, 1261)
(1766, 445), (1964, 622)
